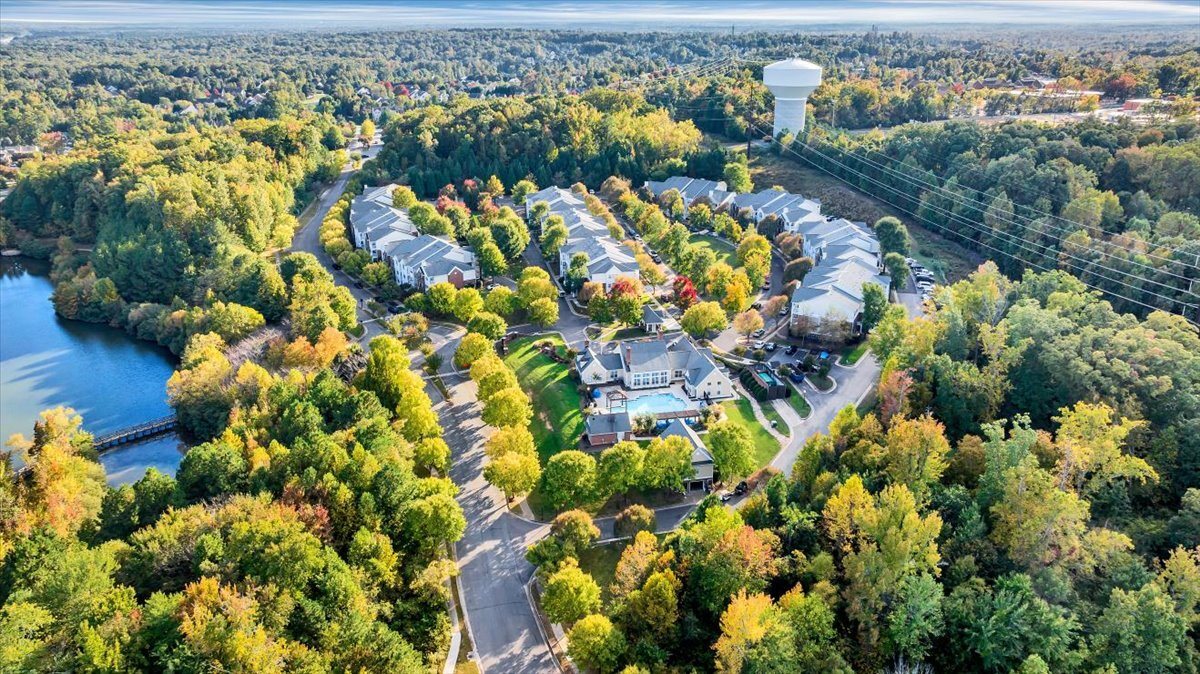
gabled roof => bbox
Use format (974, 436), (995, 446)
(644, 176), (731, 206)
(351, 185), (417, 240)
(622, 340), (671, 373)
(386, 234), (475, 278)
(660, 418), (714, 465)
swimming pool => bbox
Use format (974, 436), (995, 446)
(624, 391), (693, 417)
(759, 371), (780, 386)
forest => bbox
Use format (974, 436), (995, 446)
(538, 267), (1199, 674)
(1, 320), (465, 671)
(0, 20), (1198, 674)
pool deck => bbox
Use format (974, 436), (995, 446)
(595, 383), (703, 419)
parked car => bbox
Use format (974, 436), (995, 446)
(734, 480), (749, 495)
(387, 303), (403, 314)
(485, 282), (498, 291)
(765, 342), (778, 352)
(557, 289), (566, 298)
(761, 281), (770, 291)
(650, 253), (662, 263)
(778, 307), (789, 316)
(785, 344), (799, 356)
(353, 281), (364, 289)
(719, 492), (732, 503)
(751, 302), (762, 310)
(752, 340), (766, 350)
(789, 371), (805, 383)
(752, 328), (766, 338)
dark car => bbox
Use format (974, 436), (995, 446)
(387, 303), (403, 314)
(789, 371), (805, 384)
(734, 480), (749, 495)
(785, 344), (799, 356)
(353, 281), (365, 289)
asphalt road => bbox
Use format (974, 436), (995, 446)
(442, 377), (557, 674)
(290, 141), (391, 343)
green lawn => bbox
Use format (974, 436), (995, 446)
(578, 541), (627, 604)
(502, 335), (583, 463)
(722, 397), (781, 469)
(841, 342), (870, 366)
(600, 326), (650, 342)
(811, 374), (835, 392)
(788, 387), (812, 418)
(759, 399), (788, 435)
(689, 233), (738, 267)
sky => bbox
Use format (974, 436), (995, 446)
(2, 0), (1198, 30)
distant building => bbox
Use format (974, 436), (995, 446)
(643, 176), (735, 215)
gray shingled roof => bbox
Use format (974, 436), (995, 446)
(660, 418), (714, 465)
(623, 340), (671, 373)
(586, 411), (632, 436)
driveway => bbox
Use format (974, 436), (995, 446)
(442, 376), (557, 674)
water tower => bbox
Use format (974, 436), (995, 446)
(763, 58), (823, 138)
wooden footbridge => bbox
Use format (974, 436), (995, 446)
(93, 415), (178, 450)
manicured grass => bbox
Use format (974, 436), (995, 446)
(811, 374), (835, 391)
(502, 335), (583, 463)
(600, 326), (650, 342)
(722, 397), (781, 469)
(759, 398), (789, 435)
(578, 541), (626, 603)
(689, 233), (738, 267)
(788, 387), (812, 418)
(841, 341), (869, 366)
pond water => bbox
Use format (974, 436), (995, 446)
(0, 256), (186, 485)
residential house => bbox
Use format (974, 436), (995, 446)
(790, 256), (890, 340)
(527, 185), (640, 290)
(642, 303), (680, 334)
(643, 176), (735, 215)
(384, 234), (478, 290)
(659, 418), (715, 491)
(350, 185), (417, 256)
(728, 189), (823, 236)
(576, 335), (733, 402)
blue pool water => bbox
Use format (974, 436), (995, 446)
(760, 371), (780, 386)
(625, 392), (692, 417)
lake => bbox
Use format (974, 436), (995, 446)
(0, 256), (186, 485)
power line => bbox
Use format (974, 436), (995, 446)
(749, 122), (1199, 321)
(795, 132), (1197, 298)
(617, 61), (1199, 321)
(815, 128), (1200, 271)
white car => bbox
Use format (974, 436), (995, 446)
(752, 340), (766, 350)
